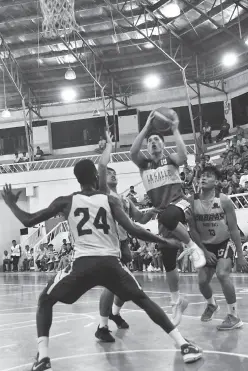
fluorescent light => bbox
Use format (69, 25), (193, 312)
(245, 37), (248, 46)
(144, 43), (154, 49)
(65, 67), (76, 80)
(2, 108), (11, 118)
(222, 52), (238, 67)
(61, 88), (77, 102)
(163, 3), (181, 18)
(144, 74), (160, 89)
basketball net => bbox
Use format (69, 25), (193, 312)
(39, 0), (79, 38)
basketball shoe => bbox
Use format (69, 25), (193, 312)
(201, 302), (219, 322)
(217, 314), (243, 331)
(171, 297), (188, 326)
(178, 243), (206, 269)
(109, 312), (129, 329)
(31, 356), (52, 371)
(95, 325), (115, 342)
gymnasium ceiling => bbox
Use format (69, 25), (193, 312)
(1, 0), (248, 110)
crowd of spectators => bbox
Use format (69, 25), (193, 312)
(2, 238), (73, 273)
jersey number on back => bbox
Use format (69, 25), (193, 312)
(74, 207), (110, 236)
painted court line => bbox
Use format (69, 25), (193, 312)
(50, 332), (71, 339)
(84, 322), (95, 328)
(0, 348), (247, 371)
(0, 344), (16, 350)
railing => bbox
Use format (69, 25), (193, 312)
(229, 193), (248, 209)
(0, 144), (195, 174)
(33, 221), (69, 264)
(22, 224), (45, 249)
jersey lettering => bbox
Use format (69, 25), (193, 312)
(75, 207), (110, 237)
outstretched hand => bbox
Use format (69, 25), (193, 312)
(2, 184), (21, 207)
(105, 130), (114, 145)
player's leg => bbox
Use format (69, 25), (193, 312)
(161, 246), (188, 326)
(109, 295), (129, 329)
(198, 266), (218, 321)
(96, 288), (115, 342)
(104, 258), (202, 364)
(215, 254), (243, 330)
(159, 203), (206, 269)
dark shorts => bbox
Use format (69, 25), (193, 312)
(120, 239), (132, 264)
(205, 239), (236, 267)
(158, 198), (190, 272)
(43, 256), (144, 304)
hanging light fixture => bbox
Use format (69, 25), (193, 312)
(65, 66), (76, 80)
(163, 2), (181, 18)
(2, 67), (11, 118)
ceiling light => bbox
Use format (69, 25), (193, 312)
(144, 74), (160, 89)
(245, 37), (248, 46)
(163, 3), (181, 18)
(222, 52), (238, 67)
(65, 67), (76, 80)
(2, 108), (11, 118)
(61, 88), (77, 102)
(144, 43), (154, 49)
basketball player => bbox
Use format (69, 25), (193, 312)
(130, 109), (206, 326)
(96, 131), (157, 342)
(3, 160), (202, 370)
(185, 166), (248, 329)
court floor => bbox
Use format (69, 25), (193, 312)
(0, 272), (248, 371)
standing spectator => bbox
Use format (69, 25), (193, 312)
(3, 250), (11, 272)
(10, 240), (21, 272)
(20, 152), (29, 162)
(35, 245), (47, 271)
(35, 146), (44, 161)
(221, 179), (233, 195)
(127, 186), (138, 204)
(202, 122), (212, 144)
(236, 124), (245, 138)
(236, 134), (247, 155)
(13, 152), (20, 163)
(240, 169), (248, 188)
(216, 119), (230, 142)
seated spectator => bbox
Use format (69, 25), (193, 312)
(20, 152), (29, 162)
(98, 136), (106, 152)
(57, 242), (73, 271)
(239, 169), (248, 188)
(46, 244), (55, 272)
(225, 139), (232, 151)
(35, 146), (44, 161)
(236, 124), (245, 138)
(127, 186), (138, 204)
(13, 152), (20, 163)
(3, 250), (11, 272)
(216, 119), (230, 142)
(204, 155), (214, 166)
(236, 134), (247, 155)
(202, 122), (212, 144)
(241, 145), (248, 168)
(221, 179), (233, 195)
(232, 153), (241, 167)
(10, 240), (22, 272)
(35, 245), (47, 271)
(239, 180), (248, 194)
(22, 245), (32, 271)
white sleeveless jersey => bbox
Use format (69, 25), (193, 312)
(192, 193), (230, 244)
(68, 193), (120, 259)
(109, 190), (130, 241)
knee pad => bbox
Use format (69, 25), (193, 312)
(158, 204), (185, 231)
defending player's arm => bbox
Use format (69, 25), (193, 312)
(130, 111), (155, 167)
(129, 199), (157, 224)
(2, 184), (69, 227)
(98, 131), (113, 194)
(168, 112), (187, 166)
(221, 195), (248, 269)
(187, 208), (217, 265)
(109, 195), (165, 244)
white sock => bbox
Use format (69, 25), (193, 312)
(186, 240), (195, 249)
(112, 303), (121, 316)
(38, 337), (49, 361)
(228, 303), (238, 317)
(207, 296), (216, 306)
(99, 316), (108, 328)
(171, 291), (180, 304)
(169, 328), (187, 347)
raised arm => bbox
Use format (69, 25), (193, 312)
(168, 112), (187, 166)
(98, 131), (113, 193)
(108, 195), (164, 244)
(2, 184), (70, 227)
(130, 111), (154, 167)
(129, 199), (157, 224)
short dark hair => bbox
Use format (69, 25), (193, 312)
(146, 131), (164, 142)
(201, 165), (221, 180)
(107, 167), (115, 173)
(74, 159), (98, 186)
(12, 240), (16, 243)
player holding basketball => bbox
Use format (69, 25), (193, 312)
(130, 108), (206, 326)
(96, 131), (157, 342)
(3, 160), (203, 370)
(186, 166), (248, 329)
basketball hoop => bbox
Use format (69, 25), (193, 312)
(39, 0), (79, 38)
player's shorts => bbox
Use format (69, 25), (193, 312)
(120, 239), (132, 264)
(41, 256), (144, 304)
(158, 198), (190, 272)
(205, 239), (236, 267)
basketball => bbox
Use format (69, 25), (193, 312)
(151, 107), (177, 133)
